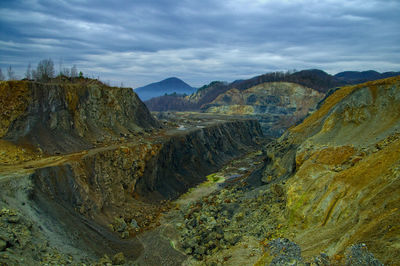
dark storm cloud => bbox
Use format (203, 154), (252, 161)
(1, 0), (399, 87)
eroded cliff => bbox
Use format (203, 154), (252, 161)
(261, 76), (400, 264)
(31, 119), (262, 231)
(164, 76), (399, 266)
(0, 80), (159, 155)
(204, 82), (325, 136)
(0, 80), (264, 264)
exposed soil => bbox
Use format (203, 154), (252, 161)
(0, 114), (265, 265)
(134, 148), (268, 265)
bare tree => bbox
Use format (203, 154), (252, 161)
(36, 58), (55, 82)
(7, 66), (16, 80)
(63, 67), (70, 77)
(0, 68), (4, 81)
(58, 58), (63, 77)
(70, 65), (78, 78)
(25, 63), (32, 80)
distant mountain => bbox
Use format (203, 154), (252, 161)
(134, 77), (196, 101)
(145, 81), (229, 112)
(145, 69), (400, 112)
(145, 69), (343, 112)
(334, 70), (400, 83)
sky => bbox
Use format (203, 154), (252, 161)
(1, 0), (399, 88)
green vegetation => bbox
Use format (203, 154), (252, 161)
(206, 173), (223, 183)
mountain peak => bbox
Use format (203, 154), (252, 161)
(163, 77), (181, 81)
(135, 77), (195, 101)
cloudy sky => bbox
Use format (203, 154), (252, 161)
(1, 0), (399, 88)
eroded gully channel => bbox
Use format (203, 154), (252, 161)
(0, 119), (267, 265)
(134, 149), (266, 265)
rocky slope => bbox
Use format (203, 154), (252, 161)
(158, 76), (399, 265)
(146, 72), (343, 137)
(0, 80), (264, 264)
(145, 81), (230, 112)
(2, 75), (399, 265)
(203, 82), (325, 136)
(0, 80), (159, 155)
(147, 81), (325, 137)
(145, 70), (344, 113)
(260, 75), (400, 264)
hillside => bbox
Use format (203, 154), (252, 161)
(146, 70), (400, 138)
(145, 69), (400, 113)
(145, 81), (230, 111)
(260, 76), (400, 263)
(232, 69), (345, 94)
(0, 79), (264, 265)
(203, 82), (325, 136)
(0, 80), (159, 154)
(335, 70), (400, 84)
(1, 76), (399, 265)
(168, 76), (400, 265)
(134, 77), (196, 101)
(145, 70), (338, 112)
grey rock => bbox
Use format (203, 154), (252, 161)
(130, 219), (139, 229)
(345, 243), (383, 266)
(313, 253), (330, 266)
(114, 217), (127, 233)
(268, 238), (305, 266)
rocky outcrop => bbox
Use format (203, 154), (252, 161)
(32, 119), (262, 212)
(28, 118), (262, 258)
(145, 81), (230, 112)
(144, 69), (347, 113)
(261, 76), (400, 264)
(0, 79), (265, 262)
(204, 82), (325, 136)
(147, 81), (325, 137)
(137, 120), (262, 199)
(0, 80), (159, 154)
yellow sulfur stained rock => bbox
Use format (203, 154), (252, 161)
(274, 76), (400, 263)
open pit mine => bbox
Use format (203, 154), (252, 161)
(0, 76), (399, 265)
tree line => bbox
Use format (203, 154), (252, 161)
(0, 58), (83, 82)
(230, 69), (346, 93)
